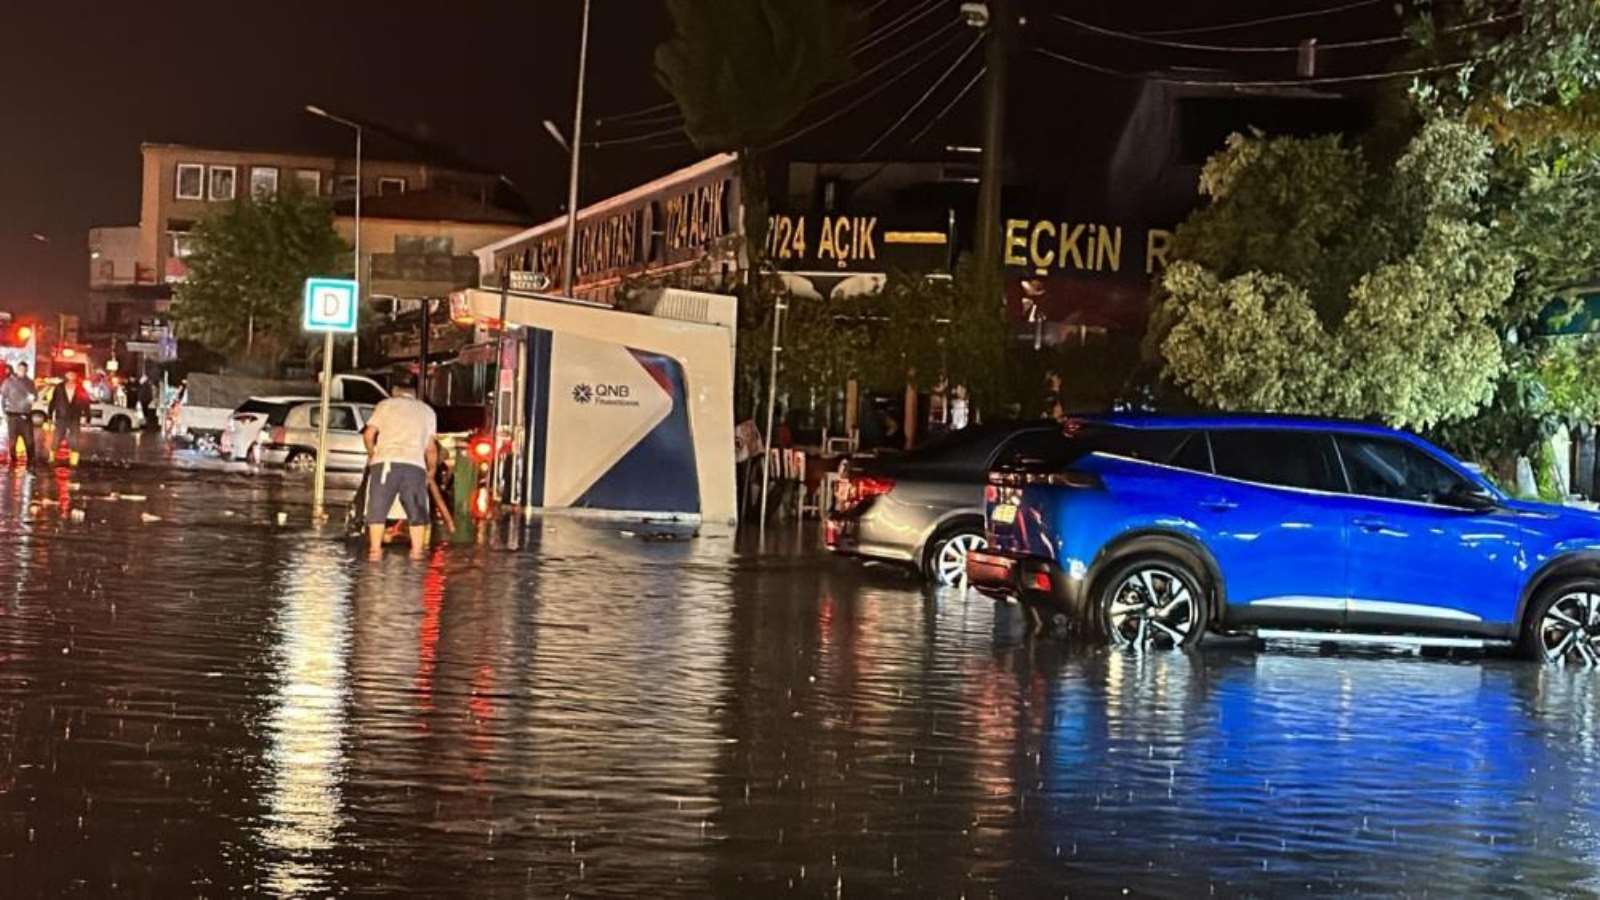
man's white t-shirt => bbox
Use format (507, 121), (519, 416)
(365, 396), (437, 469)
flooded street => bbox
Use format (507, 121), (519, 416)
(3, 435), (1600, 896)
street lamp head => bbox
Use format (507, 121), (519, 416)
(542, 120), (572, 155)
(305, 104), (328, 118)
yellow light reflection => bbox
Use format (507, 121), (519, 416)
(261, 539), (353, 896)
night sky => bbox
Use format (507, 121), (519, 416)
(0, 1), (682, 316)
(0, 1), (1401, 317)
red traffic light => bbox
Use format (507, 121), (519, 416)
(469, 436), (495, 463)
(14, 325), (32, 343)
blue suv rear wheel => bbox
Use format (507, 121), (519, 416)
(1095, 555), (1211, 651)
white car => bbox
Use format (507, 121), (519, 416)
(257, 400), (377, 473)
(220, 396), (314, 463)
(31, 386), (143, 433)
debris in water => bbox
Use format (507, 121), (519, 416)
(140, 512), (161, 523)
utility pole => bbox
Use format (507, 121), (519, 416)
(561, 0), (593, 297)
(974, 0), (1011, 286)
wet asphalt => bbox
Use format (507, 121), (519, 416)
(2, 433), (1599, 897)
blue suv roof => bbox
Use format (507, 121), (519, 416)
(1082, 412), (1406, 439)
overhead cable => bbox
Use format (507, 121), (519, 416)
(907, 64), (987, 145)
(1032, 45), (1470, 87)
(860, 34), (986, 157)
(1139, 0), (1383, 36)
(595, 0), (951, 133)
(854, 0), (946, 56)
(765, 27), (970, 152)
(1051, 11), (1525, 53)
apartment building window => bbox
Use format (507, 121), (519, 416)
(378, 176), (407, 195)
(294, 169), (322, 195)
(170, 231), (198, 260)
(175, 164), (205, 200)
(208, 165), (237, 201)
(335, 174), (359, 198)
(250, 166), (279, 199)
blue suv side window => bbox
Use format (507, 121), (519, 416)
(1335, 435), (1470, 505)
(1208, 429), (1342, 492)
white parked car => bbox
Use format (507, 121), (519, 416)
(220, 396), (312, 463)
(256, 401), (376, 473)
(31, 386), (143, 433)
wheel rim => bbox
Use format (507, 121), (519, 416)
(1538, 592), (1600, 667)
(935, 533), (987, 586)
(1106, 566), (1197, 652)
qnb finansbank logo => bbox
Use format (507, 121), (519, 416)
(571, 382), (639, 408)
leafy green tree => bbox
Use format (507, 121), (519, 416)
(1153, 119), (1516, 430)
(173, 189), (346, 364)
(1399, 0), (1600, 462)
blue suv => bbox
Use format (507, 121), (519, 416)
(966, 414), (1600, 665)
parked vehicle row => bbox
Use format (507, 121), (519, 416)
(213, 397), (377, 473)
(828, 413), (1600, 667)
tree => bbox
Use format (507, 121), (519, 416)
(1152, 119), (1517, 431)
(655, 0), (854, 266)
(173, 189), (346, 364)
(1402, 0), (1600, 461)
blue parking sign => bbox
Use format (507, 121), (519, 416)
(303, 278), (359, 333)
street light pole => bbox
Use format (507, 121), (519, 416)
(353, 125), (362, 369)
(305, 104), (363, 368)
(561, 0), (592, 298)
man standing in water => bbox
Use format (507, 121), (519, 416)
(0, 362), (36, 466)
(360, 382), (438, 560)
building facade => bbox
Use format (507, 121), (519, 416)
(138, 142), (504, 285)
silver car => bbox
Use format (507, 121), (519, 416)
(825, 422), (1066, 586)
(257, 401), (376, 473)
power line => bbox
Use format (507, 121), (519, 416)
(589, 121), (687, 148)
(764, 26), (970, 153)
(1049, 11), (1525, 54)
(592, 18), (963, 149)
(1139, 0), (1383, 36)
(854, 0), (945, 56)
(1032, 45), (1470, 87)
(598, 98), (677, 125)
(861, 34), (986, 157)
(1051, 12), (1405, 52)
(594, 0), (949, 133)
(908, 64), (986, 145)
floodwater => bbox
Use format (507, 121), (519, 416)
(4, 435), (1600, 897)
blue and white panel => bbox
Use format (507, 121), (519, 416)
(538, 332), (699, 515)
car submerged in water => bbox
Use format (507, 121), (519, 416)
(967, 414), (1600, 666)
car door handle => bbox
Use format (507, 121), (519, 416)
(1199, 497), (1238, 511)
(1353, 516), (1387, 532)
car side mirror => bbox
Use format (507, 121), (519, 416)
(1444, 484), (1499, 512)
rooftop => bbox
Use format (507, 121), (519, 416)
(332, 189), (532, 226)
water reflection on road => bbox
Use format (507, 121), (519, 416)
(1, 438), (1600, 895)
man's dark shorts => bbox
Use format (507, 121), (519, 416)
(365, 461), (430, 525)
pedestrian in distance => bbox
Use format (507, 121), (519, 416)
(137, 375), (156, 430)
(360, 382), (439, 561)
(50, 370), (89, 460)
(1041, 370), (1065, 422)
(1, 362), (39, 466)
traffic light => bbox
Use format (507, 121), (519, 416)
(467, 433), (495, 520)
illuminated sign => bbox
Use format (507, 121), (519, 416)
(767, 212), (950, 273)
(1003, 219), (1174, 276)
(493, 164), (738, 292)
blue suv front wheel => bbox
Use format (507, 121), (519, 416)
(1095, 555), (1211, 652)
(1525, 576), (1600, 666)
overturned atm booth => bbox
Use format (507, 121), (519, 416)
(451, 285), (738, 527)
